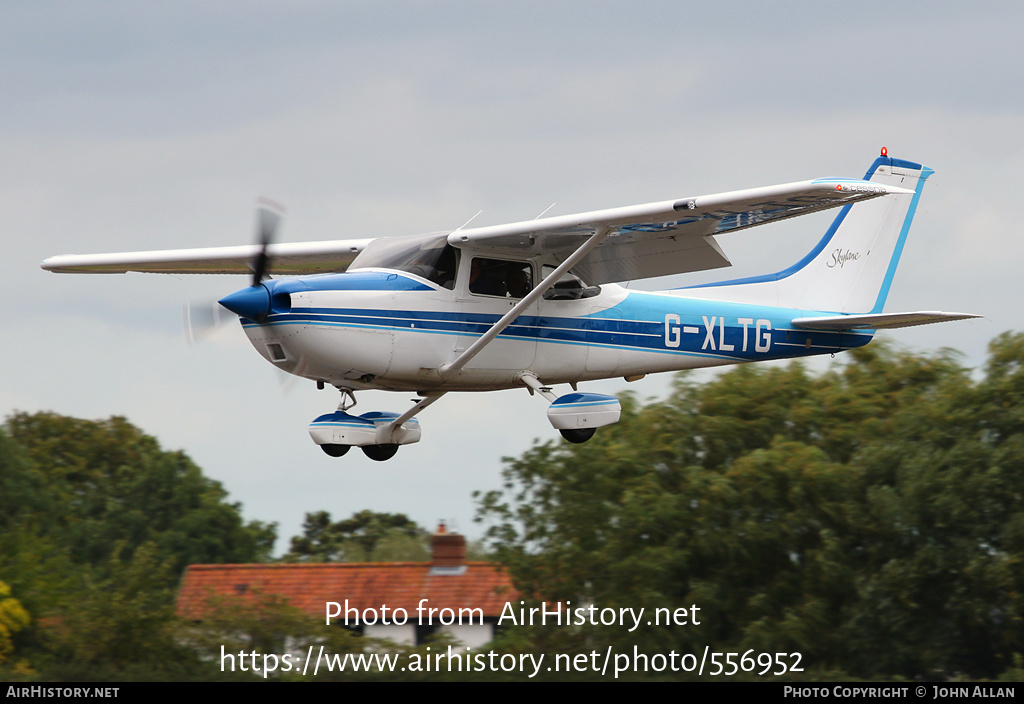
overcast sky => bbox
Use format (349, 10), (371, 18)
(3, 1), (1021, 551)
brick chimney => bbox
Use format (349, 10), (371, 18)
(431, 521), (466, 572)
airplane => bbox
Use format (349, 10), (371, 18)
(41, 149), (980, 461)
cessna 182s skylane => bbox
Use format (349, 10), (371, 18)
(42, 150), (979, 461)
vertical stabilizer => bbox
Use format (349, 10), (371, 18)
(679, 154), (932, 314)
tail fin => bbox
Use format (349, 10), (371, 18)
(680, 154), (932, 314)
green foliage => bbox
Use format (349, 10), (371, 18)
(181, 591), (365, 681)
(3, 412), (276, 579)
(284, 510), (428, 562)
(7, 333), (1024, 681)
(34, 543), (203, 681)
(477, 336), (1024, 680)
(0, 412), (278, 680)
(0, 580), (29, 664)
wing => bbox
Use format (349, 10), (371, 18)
(42, 177), (909, 281)
(449, 178), (913, 284)
(40, 239), (374, 275)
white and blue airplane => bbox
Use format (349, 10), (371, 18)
(42, 150), (979, 460)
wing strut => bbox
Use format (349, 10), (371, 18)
(439, 225), (613, 377)
(380, 391), (447, 443)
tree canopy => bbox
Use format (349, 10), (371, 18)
(3, 412), (276, 579)
(477, 333), (1024, 680)
(0, 412), (277, 679)
(285, 510), (429, 563)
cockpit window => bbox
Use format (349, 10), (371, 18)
(469, 258), (533, 298)
(349, 233), (458, 289)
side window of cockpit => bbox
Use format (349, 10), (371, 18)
(540, 265), (601, 301)
(469, 258), (533, 298)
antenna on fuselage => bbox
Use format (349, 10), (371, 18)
(534, 203), (557, 219)
(453, 210), (483, 232)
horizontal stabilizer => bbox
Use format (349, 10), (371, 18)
(792, 311), (982, 330)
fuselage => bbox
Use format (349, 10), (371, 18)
(235, 266), (872, 393)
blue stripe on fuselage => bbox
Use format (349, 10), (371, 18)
(242, 289), (872, 361)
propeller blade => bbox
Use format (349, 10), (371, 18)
(185, 199), (285, 345)
(251, 199), (284, 287)
(184, 299), (233, 346)
(275, 353), (311, 395)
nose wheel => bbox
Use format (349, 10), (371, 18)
(309, 389), (440, 461)
(321, 442), (398, 461)
(320, 444), (350, 457)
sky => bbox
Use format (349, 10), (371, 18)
(3, 1), (1022, 553)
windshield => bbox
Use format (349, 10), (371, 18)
(350, 233), (458, 289)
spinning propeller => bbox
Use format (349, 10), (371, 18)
(250, 199), (283, 287)
(184, 199), (285, 343)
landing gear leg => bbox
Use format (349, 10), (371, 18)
(336, 387), (357, 412)
(322, 390), (356, 458)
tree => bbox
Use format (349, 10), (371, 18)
(285, 510), (428, 562)
(179, 590), (364, 681)
(36, 543), (203, 681)
(0, 580), (29, 665)
(477, 336), (1024, 680)
(0, 412), (279, 679)
(3, 412), (276, 579)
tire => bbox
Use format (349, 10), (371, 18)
(362, 444), (399, 461)
(559, 428), (596, 444)
(321, 444), (350, 457)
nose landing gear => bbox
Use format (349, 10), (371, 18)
(309, 389), (446, 461)
(362, 444), (399, 462)
(320, 444), (350, 458)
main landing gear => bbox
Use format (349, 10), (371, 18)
(519, 373), (621, 445)
(559, 428), (596, 444)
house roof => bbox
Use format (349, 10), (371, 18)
(176, 561), (518, 621)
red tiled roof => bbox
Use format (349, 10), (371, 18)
(176, 562), (518, 621)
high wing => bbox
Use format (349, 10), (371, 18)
(40, 239), (374, 275)
(450, 178), (912, 284)
(41, 177), (909, 282)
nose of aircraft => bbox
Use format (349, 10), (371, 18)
(219, 284), (271, 321)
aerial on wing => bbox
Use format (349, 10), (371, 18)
(42, 150), (980, 460)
